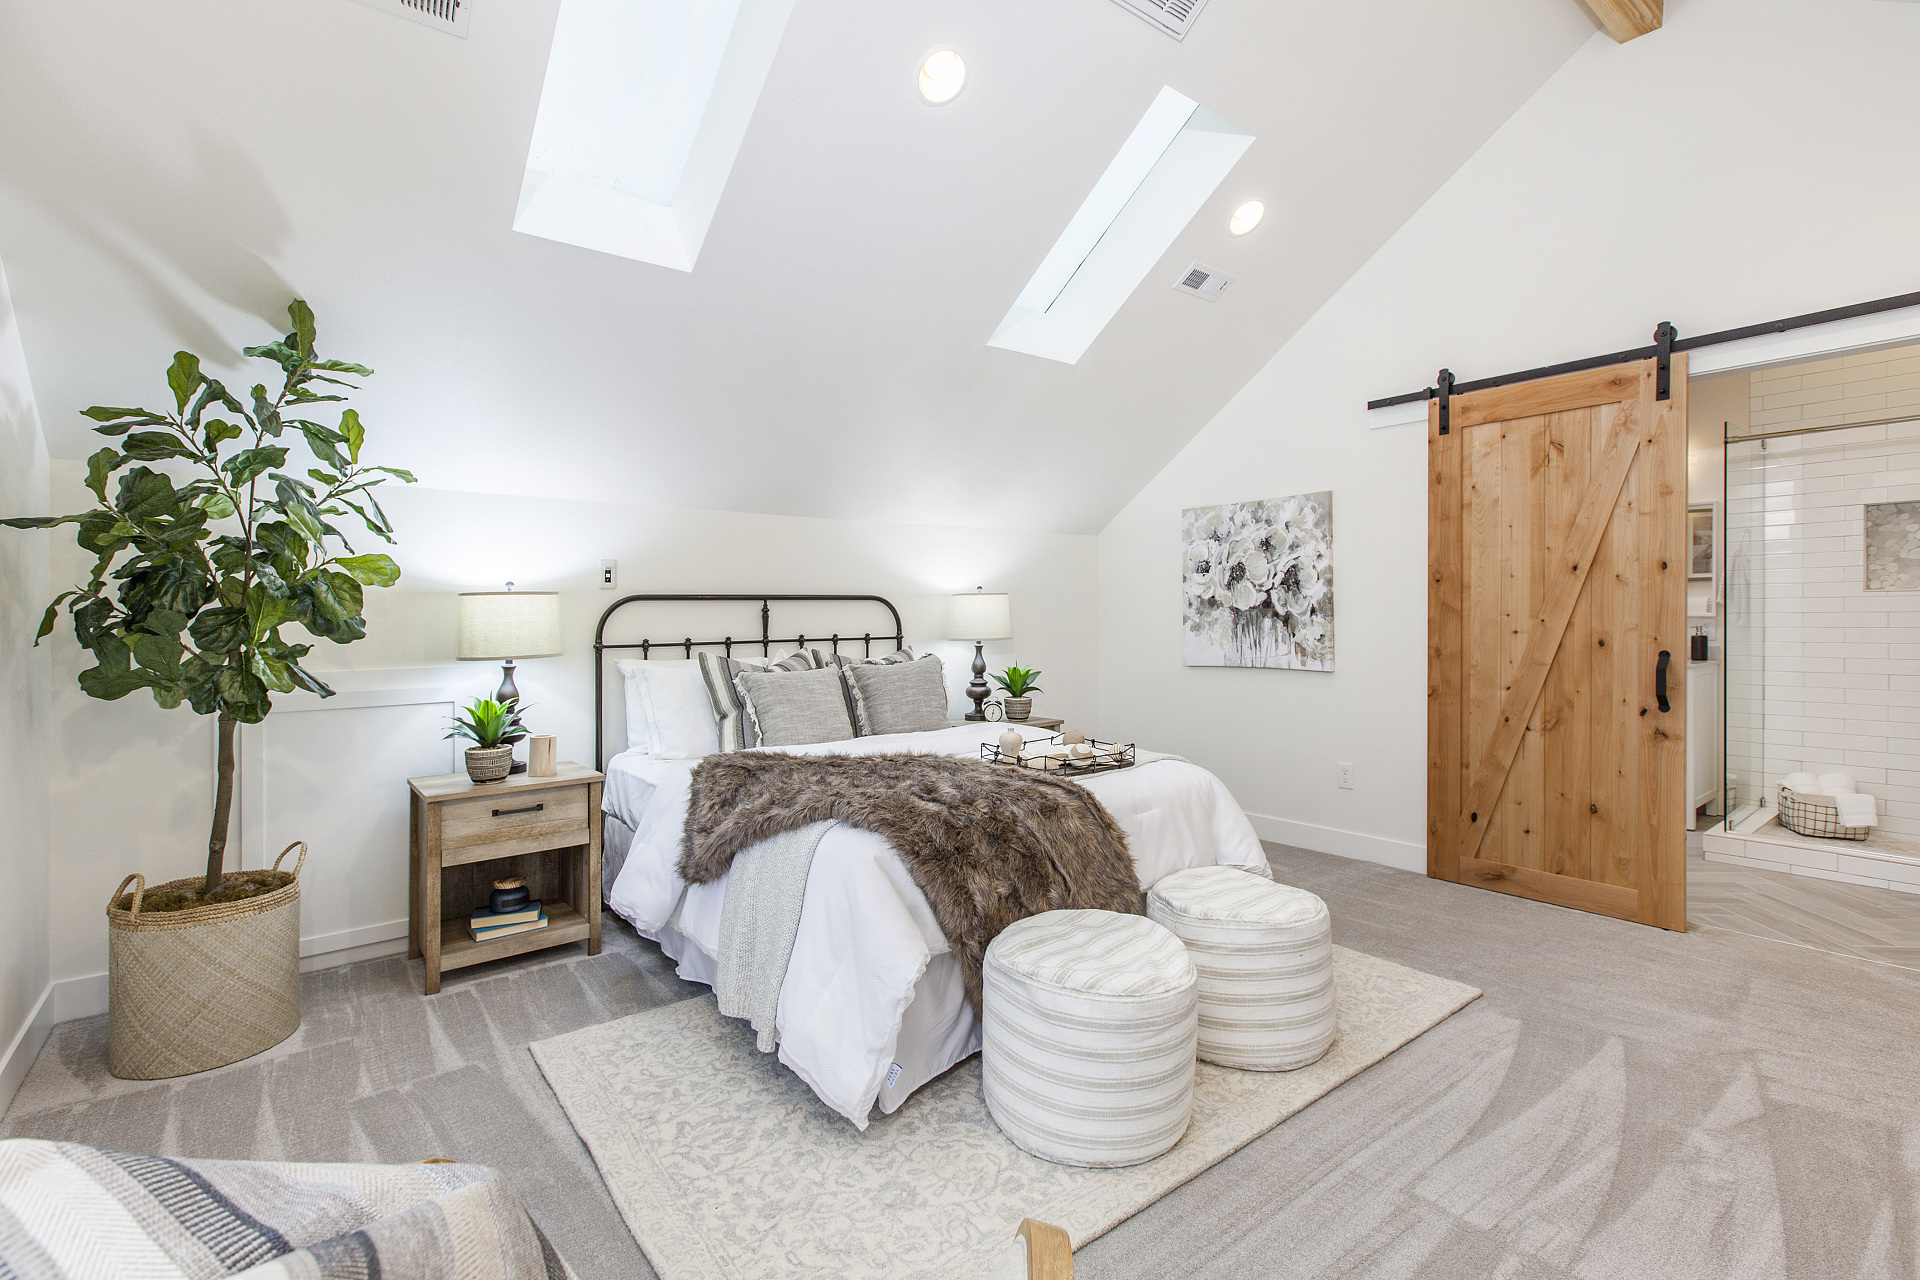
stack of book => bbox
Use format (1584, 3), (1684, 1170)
(469, 900), (548, 943)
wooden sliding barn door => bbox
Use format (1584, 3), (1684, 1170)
(1428, 356), (1688, 930)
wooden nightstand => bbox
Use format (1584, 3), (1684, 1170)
(408, 762), (603, 995)
(1013, 716), (1066, 732)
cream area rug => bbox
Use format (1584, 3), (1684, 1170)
(531, 946), (1478, 1280)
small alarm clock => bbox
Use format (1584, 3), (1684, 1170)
(984, 701), (1006, 721)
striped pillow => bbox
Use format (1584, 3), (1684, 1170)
(811, 645), (916, 669)
(697, 650), (817, 752)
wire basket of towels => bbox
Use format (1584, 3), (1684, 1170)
(983, 735), (1137, 776)
(1776, 775), (1874, 841)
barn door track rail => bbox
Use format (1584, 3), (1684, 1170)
(1372, 288), (1920, 435)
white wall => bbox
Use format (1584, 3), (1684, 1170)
(46, 471), (1097, 1002)
(1096, 0), (1920, 871)
(0, 257), (54, 1099)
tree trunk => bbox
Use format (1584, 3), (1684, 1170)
(205, 714), (237, 895)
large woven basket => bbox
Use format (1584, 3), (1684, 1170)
(106, 842), (306, 1080)
(1776, 785), (1871, 841)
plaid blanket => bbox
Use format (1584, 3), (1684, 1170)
(0, 1140), (571, 1279)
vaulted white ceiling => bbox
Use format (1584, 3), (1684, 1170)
(0, 0), (1593, 534)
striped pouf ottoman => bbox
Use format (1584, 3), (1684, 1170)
(981, 909), (1197, 1168)
(1147, 866), (1335, 1071)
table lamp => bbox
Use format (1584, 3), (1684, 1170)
(948, 589), (1012, 721)
(459, 584), (562, 770)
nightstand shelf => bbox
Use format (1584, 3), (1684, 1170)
(436, 902), (590, 974)
(1014, 716), (1066, 732)
(408, 762), (604, 995)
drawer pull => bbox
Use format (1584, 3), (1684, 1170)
(491, 803), (545, 818)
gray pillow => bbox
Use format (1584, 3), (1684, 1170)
(735, 665), (857, 747)
(844, 655), (950, 736)
(698, 650), (817, 752)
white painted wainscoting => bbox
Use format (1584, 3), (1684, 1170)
(239, 678), (466, 961)
(53, 670), (470, 1023)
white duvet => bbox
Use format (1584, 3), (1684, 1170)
(603, 722), (1268, 1127)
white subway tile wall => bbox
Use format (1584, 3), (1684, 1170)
(1726, 341), (1920, 836)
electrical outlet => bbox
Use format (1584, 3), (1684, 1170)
(600, 559), (617, 590)
(1337, 761), (1355, 790)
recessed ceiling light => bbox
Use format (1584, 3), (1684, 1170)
(1228, 199), (1265, 235)
(919, 49), (965, 105)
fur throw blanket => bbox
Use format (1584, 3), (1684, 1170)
(679, 752), (1144, 1013)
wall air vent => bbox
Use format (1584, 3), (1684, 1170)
(348, 0), (471, 38)
(1173, 263), (1232, 301)
(1108, 0), (1210, 41)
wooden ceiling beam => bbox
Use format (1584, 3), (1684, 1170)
(1582, 0), (1663, 43)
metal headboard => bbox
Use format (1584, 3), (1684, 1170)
(593, 594), (905, 769)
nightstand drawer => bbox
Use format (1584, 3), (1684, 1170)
(439, 786), (590, 861)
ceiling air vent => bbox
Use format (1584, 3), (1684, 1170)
(348, 0), (470, 38)
(1174, 263), (1232, 302)
(1108, 0), (1211, 41)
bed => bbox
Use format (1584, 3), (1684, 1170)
(592, 595), (1268, 1127)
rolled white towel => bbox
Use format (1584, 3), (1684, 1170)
(1833, 791), (1878, 828)
(1783, 772), (1820, 793)
(1817, 773), (1857, 795)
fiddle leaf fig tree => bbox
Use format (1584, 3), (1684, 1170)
(1, 301), (414, 900)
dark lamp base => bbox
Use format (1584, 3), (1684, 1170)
(965, 640), (992, 722)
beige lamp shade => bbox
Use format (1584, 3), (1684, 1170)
(948, 591), (1012, 641)
(458, 591), (563, 660)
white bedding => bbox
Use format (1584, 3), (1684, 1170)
(603, 722), (1268, 1127)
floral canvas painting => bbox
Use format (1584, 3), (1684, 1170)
(1183, 493), (1334, 670)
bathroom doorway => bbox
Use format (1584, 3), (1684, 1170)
(1693, 342), (1920, 970)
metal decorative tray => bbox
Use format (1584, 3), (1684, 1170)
(982, 734), (1137, 776)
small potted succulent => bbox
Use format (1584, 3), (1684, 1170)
(992, 666), (1043, 722)
(448, 698), (530, 783)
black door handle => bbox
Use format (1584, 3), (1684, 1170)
(491, 803), (544, 818)
(1656, 650), (1671, 713)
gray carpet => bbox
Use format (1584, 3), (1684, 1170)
(6, 843), (1918, 1279)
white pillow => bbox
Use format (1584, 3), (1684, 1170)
(616, 659), (657, 753)
(640, 663), (722, 759)
(615, 659), (719, 757)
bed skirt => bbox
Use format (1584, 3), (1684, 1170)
(599, 809), (981, 1121)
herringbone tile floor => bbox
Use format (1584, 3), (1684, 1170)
(1687, 839), (1920, 971)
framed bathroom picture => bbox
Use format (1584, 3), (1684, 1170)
(1688, 504), (1716, 581)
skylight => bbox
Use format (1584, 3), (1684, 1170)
(513, 0), (795, 271)
(989, 87), (1255, 365)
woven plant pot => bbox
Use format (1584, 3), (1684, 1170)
(466, 744), (514, 783)
(1004, 697), (1033, 721)
(106, 841), (306, 1080)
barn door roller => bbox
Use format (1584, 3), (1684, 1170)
(1653, 321), (1674, 401)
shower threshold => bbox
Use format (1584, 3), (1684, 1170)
(1702, 807), (1920, 896)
